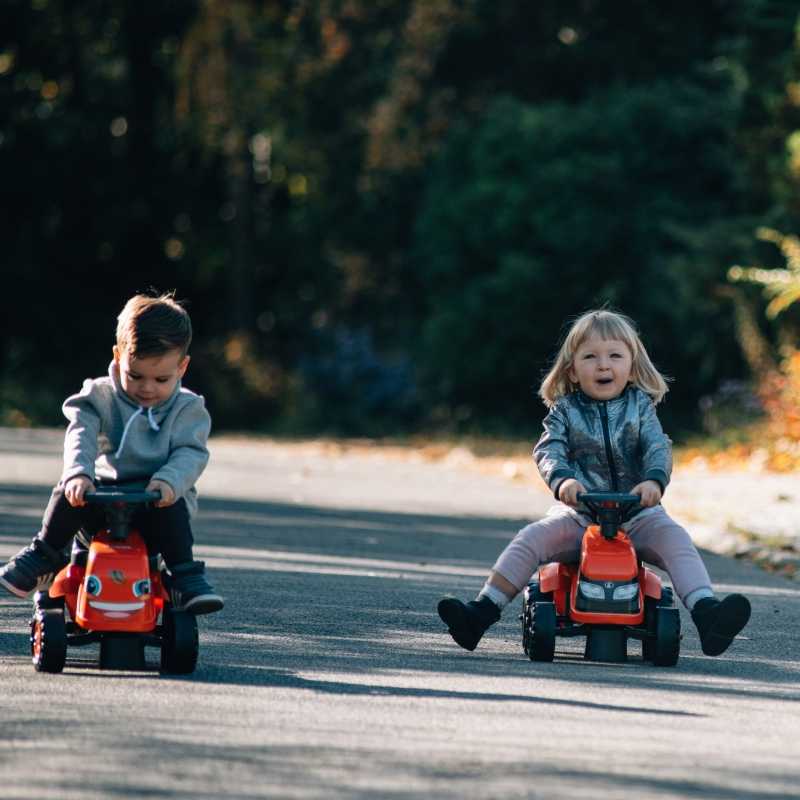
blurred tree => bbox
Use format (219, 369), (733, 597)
(347, 0), (757, 431)
(0, 0), (198, 423)
(412, 82), (748, 430)
(1, 0), (798, 438)
(727, 0), (800, 224)
(730, 228), (800, 320)
(720, 3), (800, 380)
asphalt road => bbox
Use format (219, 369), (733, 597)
(0, 429), (798, 799)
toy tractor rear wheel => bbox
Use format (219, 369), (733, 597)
(643, 587), (674, 662)
(30, 610), (67, 673)
(529, 602), (556, 662)
(522, 580), (554, 656)
(528, 579), (553, 604)
(652, 606), (680, 666)
(160, 607), (198, 675)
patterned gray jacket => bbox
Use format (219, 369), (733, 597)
(533, 385), (672, 501)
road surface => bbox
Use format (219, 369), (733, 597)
(0, 429), (798, 799)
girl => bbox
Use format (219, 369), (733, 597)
(438, 309), (750, 657)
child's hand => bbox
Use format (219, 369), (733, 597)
(146, 479), (176, 508)
(632, 480), (662, 508)
(65, 475), (94, 507)
(558, 478), (587, 507)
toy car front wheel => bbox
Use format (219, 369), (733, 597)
(652, 606), (680, 666)
(160, 607), (198, 675)
(529, 602), (556, 662)
(30, 610), (67, 673)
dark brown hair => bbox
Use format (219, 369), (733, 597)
(116, 292), (192, 358)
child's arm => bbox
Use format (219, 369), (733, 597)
(638, 394), (672, 493)
(149, 399), (211, 505)
(533, 405), (577, 500)
(61, 381), (102, 486)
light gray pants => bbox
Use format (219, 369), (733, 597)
(492, 505), (711, 606)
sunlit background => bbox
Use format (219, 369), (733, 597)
(1, 1), (799, 450)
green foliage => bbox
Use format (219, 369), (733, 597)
(413, 81), (750, 428)
(729, 228), (800, 318)
(0, 1), (798, 437)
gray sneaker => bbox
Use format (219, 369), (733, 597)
(166, 561), (224, 615)
(0, 539), (67, 598)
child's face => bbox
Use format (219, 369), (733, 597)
(568, 335), (632, 401)
(113, 346), (189, 408)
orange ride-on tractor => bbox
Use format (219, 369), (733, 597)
(30, 486), (198, 674)
(521, 492), (681, 666)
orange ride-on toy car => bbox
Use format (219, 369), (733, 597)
(521, 492), (680, 666)
(30, 486), (199, 674)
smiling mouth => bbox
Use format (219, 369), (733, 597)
(89, 601), (146, 612)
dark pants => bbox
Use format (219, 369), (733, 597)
(37, 484), (194, 568)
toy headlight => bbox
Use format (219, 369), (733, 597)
(579, 580), (605, 600)
(612, 582), (639, 601)
(85, 575), (102, 596)
(132, 579), (151, 597)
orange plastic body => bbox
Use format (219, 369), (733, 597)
(49, 530), (167, 633)
(579, 526), (638, 581)
(539, 523), (663, 627)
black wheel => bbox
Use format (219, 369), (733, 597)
(643, 586), (674, 662)
(528, 579), (553, 604)
(160, 607), (199, 675)
(30, 610), (67, 673)
(522, 580), (554, 656)
(521, 592), (533, 655)
(652, 606), (680, 666)
(33, 590), (65, 613)
(529, 602), (556, 662)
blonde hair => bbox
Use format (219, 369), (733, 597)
(539, 309), (669, 407)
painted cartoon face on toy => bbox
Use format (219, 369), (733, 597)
(568, 335), (633, 401)
(84, 571), (151, 618)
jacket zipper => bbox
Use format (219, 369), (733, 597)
(598, 401), (619, 491)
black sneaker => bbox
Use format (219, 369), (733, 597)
(166, 561), (224, 615)
(691, 594), (751, 656)
(437, 595), (501, 651)
(0, 539), (67, 598)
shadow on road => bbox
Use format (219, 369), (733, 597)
(2, 481), (799, 711)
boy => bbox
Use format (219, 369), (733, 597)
(0, 292), (223, 614)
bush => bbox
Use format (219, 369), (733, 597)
(412, 81), (749, 430)
(291, 327), (420, 435)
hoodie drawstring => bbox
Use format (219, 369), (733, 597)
(114, 406), (160, 459)
(147, 406), (161, 432)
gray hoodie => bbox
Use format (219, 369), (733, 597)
(61, 361), (211, 517)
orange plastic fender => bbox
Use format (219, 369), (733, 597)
(539, 562), (571, 595)
(641, 566), (663, 600)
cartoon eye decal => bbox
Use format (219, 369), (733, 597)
(85, 575), (102, 596)
(132, 579), (151, 597)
